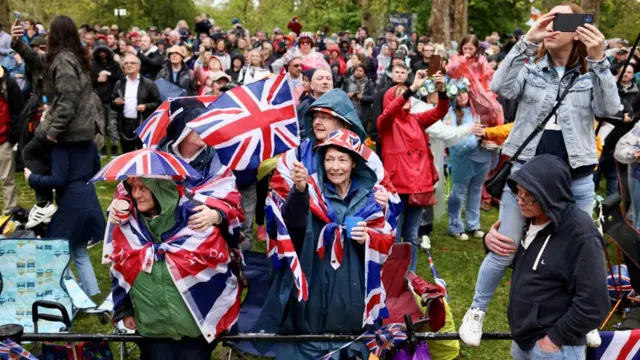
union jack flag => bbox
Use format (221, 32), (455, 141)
(109, 203), (240, 342)
(187, 72), (299, 171)
(318, 323), (408, 360)
(136, 96), (218, 149)
(588, 330), (640, 360)
(91, 148), (200, 182)
(268, 146), (394, 325)
(0, 338), (39, 360)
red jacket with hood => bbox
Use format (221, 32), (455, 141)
(377, 86), (449, 194)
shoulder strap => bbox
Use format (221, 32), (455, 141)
(511, 74), (579, 162)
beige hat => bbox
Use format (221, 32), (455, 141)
(209, 71), (231, 82)
(167, 45), (187, 58)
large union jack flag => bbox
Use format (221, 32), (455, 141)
(187, 72), (299, 171)
(91, 148), (200, 182)
(109, 204), (240, 342)
(136, 96), (218, 149)
(589, 330), (640, 360)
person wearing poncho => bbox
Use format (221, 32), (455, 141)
(255, 129), (394, 359)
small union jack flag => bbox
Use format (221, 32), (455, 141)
(0, 338), (39, 360)
(318, 322), (408, 360)
(187, 72), (299, 171)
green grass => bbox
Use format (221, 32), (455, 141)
(5, 162), (516, 359)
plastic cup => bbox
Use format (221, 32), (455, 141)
(112, 199), (131, 223)
(345, 216), (364, 238)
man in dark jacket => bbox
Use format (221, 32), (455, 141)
(487, 155), (609, 359)
(296, 69), (333, 139)
(111, 53), (161, 153)
(0, 66), (23, 215)
(130, 35), (164, 79)
(92, 44), (123, 156)
(342, 64), (375, 132)
(156, 45), (197, 96)
(411, 42), (434, 73)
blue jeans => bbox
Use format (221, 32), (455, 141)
(396, 195), (424, 272)
(632, 176), (640, 230)
(448, 159), (492, 234)
(69, 239), (100, 296)
(511, 341), (585, 360)
(593, 153), (619, 196)
(470, 163), (595, 311)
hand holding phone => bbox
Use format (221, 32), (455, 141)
(427, 54), (442, 77)
(553, 13), (593, 32)
(576, 23), (605, 60)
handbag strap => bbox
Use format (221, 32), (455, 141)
(510, 73), (579, 162)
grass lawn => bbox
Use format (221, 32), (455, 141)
(6, 162), (519, 359)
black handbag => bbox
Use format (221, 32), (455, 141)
(485, 75), (578, 198)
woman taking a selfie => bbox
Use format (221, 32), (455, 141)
(458, 3), (620, 348)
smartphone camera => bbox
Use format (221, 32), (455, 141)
(584, 14), (593, 24)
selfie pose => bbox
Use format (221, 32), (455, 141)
(458, 4), (620, 347)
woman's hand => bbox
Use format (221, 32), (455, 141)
(433, 71), (445, 92)
(374, 191), (389, 209)
(188, 205), (221, 231)
(576, 24), (605, 61)
(470, 123), (486, 137)
(108, 198), (130, 225)
(537, 336), (560, 353)
(292, 160), (308, 192)
(410, 70), (428, 92)
(10, 23), (24, 42)
(484, 220), (517, 256)
(525, 12), (559, 44)
(350, 221), (368, 245)
(23, 167), (31, 182)
(122, 316), (136, 330)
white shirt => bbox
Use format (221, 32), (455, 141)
(123, 75), (140, 119)
(522, 221), (550, 250)
(546, 67), (566, 130)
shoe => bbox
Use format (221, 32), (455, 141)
(453, 233), (469, 241)
(420, 235), (431, 252)
(473, 230), (485, 239)
(459, 308), (485, 347)
(26, 203), (58, 229)
(480, 203), (493, 212)
(257, 225), (267, 242)
(87, 238), (101, 249)
(586, 329), (601, 348)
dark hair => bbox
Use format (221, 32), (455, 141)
(45, 16), (91, 74)
(454, 93), (470, 125)
(459, 34), (480, 58)
(354, 64), (368, 76)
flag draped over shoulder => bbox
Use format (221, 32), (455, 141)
(109, 202), (240, 342)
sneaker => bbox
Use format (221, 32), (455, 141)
(26, 203), (58, 229)
(257, 225), (267, 242)
(87, 238), (101, 249)
(420, 235), (431, 252)
(473, 230), (485, 239)
(453, 233), (469, 241)
(586, 329), (601, 348)
(459, 308), (485, 347)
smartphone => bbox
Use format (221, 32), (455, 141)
(553, 13), (593, 32)
(13, 11), (21, 21)
(427, 54), (442, 77)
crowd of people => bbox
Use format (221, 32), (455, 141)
(0, 2), (640, 359)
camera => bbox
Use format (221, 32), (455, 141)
(584, 14), (593, 24)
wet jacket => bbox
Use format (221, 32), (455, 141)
(506, 155), (609, 351)
(492, 38), (620, 169)
(91, 45), (124, 103)
(377, 87), (449, 194)
(342, 75), (376, 129)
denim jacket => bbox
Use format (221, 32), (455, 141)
(491, 38), (620, 168)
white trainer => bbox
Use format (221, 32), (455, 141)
(454, 233), (469, 241)
(420, 235), (431, 252)
(586, 329), (601, 348)
(473, 230), (485, 239)
(459, 308), (485, 347)
(26, 203), (58, 229)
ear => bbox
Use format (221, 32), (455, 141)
(574, 36), (579, 41)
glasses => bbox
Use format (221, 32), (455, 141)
(299, 41), (312, 45)
(290, 63), (302, 68)
(515, 193), (536, 205)
(123, 61), (139, 66)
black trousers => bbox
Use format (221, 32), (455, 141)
(255, 172), (272, 226)
(138, 337), (214, 360)
(120, 116), (142, 153)
(22, 137), (53, 205)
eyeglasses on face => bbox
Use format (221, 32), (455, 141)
(123, 61), (139, 66)
(515, 192), (536, 205)
(290, 63), (302, 68)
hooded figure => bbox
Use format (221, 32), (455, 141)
(255, 129), (390, 359)
(505, 155), (609, 356)
(226, 53), (245, 84)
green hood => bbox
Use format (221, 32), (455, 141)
(137, 178), (179, 243)
(305, 89), (367, 144)
(315, 145), (377, 192)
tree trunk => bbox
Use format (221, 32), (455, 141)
(580, 0), (600, 26)
(429, 0), (451, 44)
(0, 0), (11, 30)
(452, 0), (467, 43)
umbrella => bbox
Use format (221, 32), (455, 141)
(136, 95), (218, 149)
(90, 148), (200, 182)
(300, 52), (330, 71)
(155, 78), (186, 101)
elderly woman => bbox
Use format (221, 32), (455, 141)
(110, 175), (240, 360)
(255, 129), (394, 359)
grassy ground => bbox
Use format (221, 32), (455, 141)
(7, 162), (516, 359)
